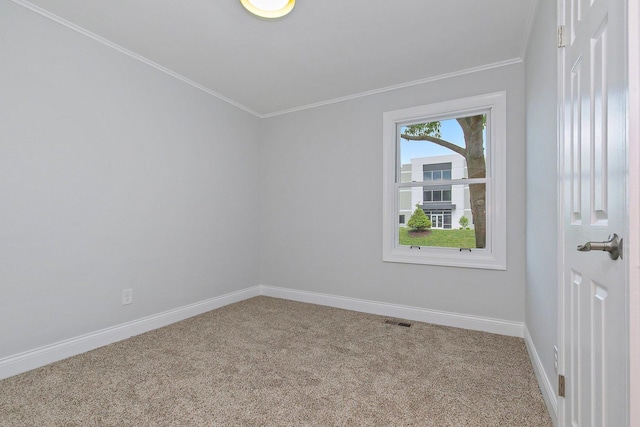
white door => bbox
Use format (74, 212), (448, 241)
(560, 0), (629, 424)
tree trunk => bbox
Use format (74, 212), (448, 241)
(457, 115), (486, 248)
(468, 183), (486, 248)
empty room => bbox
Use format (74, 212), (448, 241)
(1, 0), (638, 425)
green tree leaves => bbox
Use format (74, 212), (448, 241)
(407, 204), (432, 231)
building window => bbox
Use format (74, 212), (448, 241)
(383, 92), (507, 270)
(423, 169), (452, 181)
(423, 190), (452, 202)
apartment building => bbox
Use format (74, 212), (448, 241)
(399, 154), (472, 229)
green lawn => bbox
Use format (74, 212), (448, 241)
(398, 227), (476, 248)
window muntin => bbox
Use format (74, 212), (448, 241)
(383, 92), (507, 270)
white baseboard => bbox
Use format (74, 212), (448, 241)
(259, 285), (524, 337)
(0, 284), (529, 382)
(524, 325), (558, 425)
(0, 286), (261, 380)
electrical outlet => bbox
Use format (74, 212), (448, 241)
(122, 289), (133, 305)
(554, 345), (558, 372)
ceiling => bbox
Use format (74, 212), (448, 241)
(17, 0), (538, 117)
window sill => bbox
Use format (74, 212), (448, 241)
(383, 246), (507, 270)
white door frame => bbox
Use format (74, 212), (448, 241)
(628, 0), (640, 424)
(556, 0), (638, 424)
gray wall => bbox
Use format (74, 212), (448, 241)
(0, 1), (260, 359)
(524, 0), (558, 400)
(1, 0), (540, 370)
(260, 64), (527, 322)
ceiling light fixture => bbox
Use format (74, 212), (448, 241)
(240, 0), (295, 19)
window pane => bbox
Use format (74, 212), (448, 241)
(397, 183), (484, 249)
(397, 119), (467, 182)
(399, 116), (486, 182)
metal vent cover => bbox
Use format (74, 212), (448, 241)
(384, 320), (412, 327)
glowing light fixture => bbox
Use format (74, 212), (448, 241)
(240, 0), (295, 18)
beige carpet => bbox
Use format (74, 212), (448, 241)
(0, 296), (552, 426)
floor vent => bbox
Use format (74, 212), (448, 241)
(384, 320), (412, 327)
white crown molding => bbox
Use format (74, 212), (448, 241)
(11, 0), (524, 120)
(524, 325), (558, 424)
(0, 286), (261, 380)
(259, 284), (524, 337)
(261, 58), (523, 118)
(9, 0), (263, 118)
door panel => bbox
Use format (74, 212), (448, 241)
(571, 59), (583, 224)
(590, 18), (608, 225)
(560, 0), (628, 424)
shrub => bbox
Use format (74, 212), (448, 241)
(459, 215), (470, 229)
(407, 205), (432, 231)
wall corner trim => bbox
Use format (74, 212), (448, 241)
(0, 286), (261, 380)
(524, 325), (559, 425)
(259, 285), (524, 337)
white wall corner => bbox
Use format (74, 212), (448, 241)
(259, 285), (524, 337)
(524, 325), (558, 425)
(0, 286), (261, 380)
(520, 0), (542, 59)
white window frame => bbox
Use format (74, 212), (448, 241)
(382, 91), (507, 270)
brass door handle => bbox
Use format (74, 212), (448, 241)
(577, 233), (623, 260)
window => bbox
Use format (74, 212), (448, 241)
(423, 190), (452, 202)
(382, 92), (507, 270)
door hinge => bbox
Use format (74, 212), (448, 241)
(558, 25), (567, 48)
(558, 374), (566, 397)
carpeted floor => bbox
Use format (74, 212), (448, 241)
(0, 296), (552, 426)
